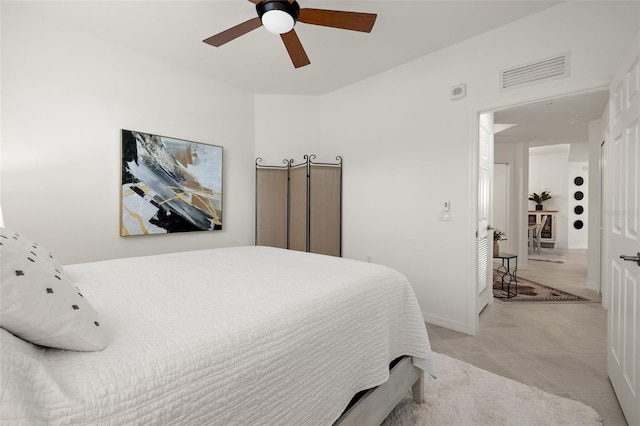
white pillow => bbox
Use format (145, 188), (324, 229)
(0, 227), (107, 351)
(1, 227), (64, 272)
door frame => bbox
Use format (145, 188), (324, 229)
(600, 139), (608, 307)
(468, 80), (610, 334)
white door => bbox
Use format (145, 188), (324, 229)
(478, 112), (494, 313)
(607, 32), (639, 426)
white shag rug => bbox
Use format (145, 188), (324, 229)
(528, 248), (566, 263)
(382, 353), (602, 426)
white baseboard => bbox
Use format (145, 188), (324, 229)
(586, 280), (601, 293)
(422, 311), (473, 335)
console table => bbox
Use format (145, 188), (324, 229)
(528, 210), (557, 248)
(493, 252), (518, 299)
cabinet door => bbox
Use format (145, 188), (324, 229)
(540, 215), (553, 239)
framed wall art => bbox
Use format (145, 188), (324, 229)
(120, 129), (223, 236)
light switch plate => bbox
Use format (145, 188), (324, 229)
(439, 211), (451, 221)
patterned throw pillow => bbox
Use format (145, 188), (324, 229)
(0, 227), (107, 351)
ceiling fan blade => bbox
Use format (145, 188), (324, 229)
(280, 29), (310, 68)
(298, 8), (377, 33)
(203, 17), (262, 47)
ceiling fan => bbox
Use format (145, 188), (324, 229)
(203, 0), (377, 68)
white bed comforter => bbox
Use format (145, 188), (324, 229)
(1, 246), (434, 425)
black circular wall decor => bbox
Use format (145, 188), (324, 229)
(574, 176), (584, 186)
(574, 220), (584, 229)
(574, 205), (584, 215)
(574, 191), (584, 200)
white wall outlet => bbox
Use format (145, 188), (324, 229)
(443, 201), (450, 211)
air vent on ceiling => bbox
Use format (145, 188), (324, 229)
(500, 52), (570, 91)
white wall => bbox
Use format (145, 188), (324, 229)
(528, 143), (590, 250)
(569, 141), (590, 162)
(1, 3), (256, 264)
(255, 2), (639, 333)
(495, 141), (529, 268)
(493, 163), (509, 247)
(567, 145), (590, 250)
(567, 161), (589, 249)
(529, 144), (570, 248)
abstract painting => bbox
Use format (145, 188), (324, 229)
(120, 129), (222, 236)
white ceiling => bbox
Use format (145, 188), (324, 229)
(494, 90), (610, 146)
(34, 0), (561, 95)
(20, 0), (603, 145)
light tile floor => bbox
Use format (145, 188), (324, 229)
(426, 249), (628, 426)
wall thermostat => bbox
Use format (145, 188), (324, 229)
(450, 83), (466, 100)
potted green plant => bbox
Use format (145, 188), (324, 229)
(529, 191), (552, 211)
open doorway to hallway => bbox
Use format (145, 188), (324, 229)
(467, 90), (620, 424)
(490, 90), (609, 298)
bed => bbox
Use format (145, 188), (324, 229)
(1, 240), (435, 425)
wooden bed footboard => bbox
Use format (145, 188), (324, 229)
(334, 356), (424, 426)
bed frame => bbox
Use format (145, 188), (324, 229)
(335, 356), (424, 425)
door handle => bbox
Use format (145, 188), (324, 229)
(620, 252), (640, 266)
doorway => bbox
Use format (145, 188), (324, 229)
(488, 89), (609, 298)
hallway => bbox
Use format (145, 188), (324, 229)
(427, 250), (627, 425)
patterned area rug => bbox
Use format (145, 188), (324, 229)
(493, 272), (595, 303)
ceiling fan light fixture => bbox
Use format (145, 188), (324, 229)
(262, 10), (294, 34)
(257, 0), (300, 34)
(204, 0), (376, 69)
